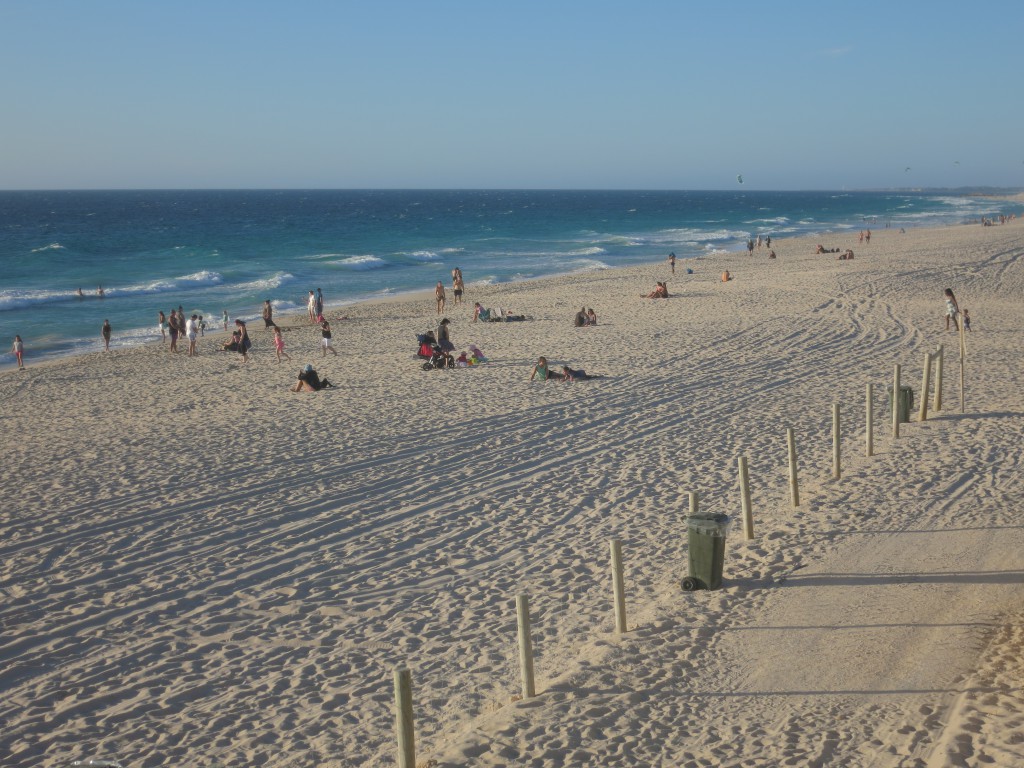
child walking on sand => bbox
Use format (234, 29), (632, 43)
(944, 288), (960, 331)
(273, 326), (290, 363)
(12, 335), (24, 370)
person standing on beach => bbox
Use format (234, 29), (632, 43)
(315, 288), (324, 320)
(236, 319), (252, 363)
(11, 335), (25, 370)
(262, 300), (277, 330)
(272, 326), (290, 363)
(168, 311), (179, 353)
(186, 314), (199, 357)
(452, 269), (464, 305)
(158, 310), (166, 343)
(944, 288), (960, 331)
(307, 290), (317, 324)
(101, 320), (112, 351)
(320, 320), (338, 357)
(435, 281), (446, 314)
(668, 252), (676, 274)
(222, 309), (229, 330)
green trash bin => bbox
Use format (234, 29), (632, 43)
(683, 513), (730, 591)
(888, 384), (914, 423)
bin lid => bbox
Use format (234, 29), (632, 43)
(687, 513), (730, 534)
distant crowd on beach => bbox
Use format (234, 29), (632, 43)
(6, 227), (984, 375)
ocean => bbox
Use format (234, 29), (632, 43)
(1, 189), (1019, 367)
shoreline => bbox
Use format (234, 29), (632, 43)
(2, 216), (1023, 766)
(1, 211), (1012, 374)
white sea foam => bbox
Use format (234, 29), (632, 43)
(235, 272), (295, 291)
(569, 247), (607, 256)
(407, 251), (440, 261)
(568, 259), (611, 272)
(329, 255), (386, 270)
(30, 243), (66, 253)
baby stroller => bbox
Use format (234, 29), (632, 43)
(416, 331), (437, 358)
(423, 344), (455, 370)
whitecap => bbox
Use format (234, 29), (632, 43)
(30, 243), (65, 253)
(329, 255), (386, 270)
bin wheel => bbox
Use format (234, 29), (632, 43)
(681, 577), (701, 592)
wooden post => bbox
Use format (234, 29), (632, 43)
(688, 490), (699, 517)
(738, 456), (754, 540)
(832, 403), (841, 480)
(865, 382), (874, 457)
(892, 364), (901, 438)
(393, 668), (416, 768)
(959, 322), (966, 413)
(918, 351), (932, 422)
(933, 345), (943, 412)
(516, 594), (536, 698)
(786, 427), (800, 507)
(609, 540), (627, 635)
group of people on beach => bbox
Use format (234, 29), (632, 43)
(158, 307), (208, 356)
(435, 267), (465, 315)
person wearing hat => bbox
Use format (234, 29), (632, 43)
(291, 363), (334, 392)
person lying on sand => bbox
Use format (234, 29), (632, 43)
(561, 366), (601, 382)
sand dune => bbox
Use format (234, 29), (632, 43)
(1, 219), (1022, 767)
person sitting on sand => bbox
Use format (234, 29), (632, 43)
(291, 363), (334, 392)
(530, 355), (554, 380)
(574, 307), (588, 327)
(586, 308), (597, 325)
(643, 281), (668, 299)
(223, 330), (241, 352)
(721, 271), (732, 282)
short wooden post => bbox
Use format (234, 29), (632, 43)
(933, 345), (943, 412)
(516, 594), (536, 698)
(609, 540), (627, 634)
(688, 490), (699, 517)
(865, 382), (874, 457)
(738, 456), (754, 540)
(786, 427), (800, 507)
(393, 668), (416, 768)
(919, 351), (931, 422)
(832, 403), (841, 480)
(892, 364), (901, 438)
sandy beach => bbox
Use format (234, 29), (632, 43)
(2, 218), (1023, 767)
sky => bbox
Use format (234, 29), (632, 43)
(2, 0), (1023, 190)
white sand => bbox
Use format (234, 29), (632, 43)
(1, 218), (1023, 767)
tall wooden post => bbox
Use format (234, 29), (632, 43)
(738, 456), (754, 540)
(865, 382), (874, 457)
(393, 668), (416, 768)
(959, 322), (966, 413)
(832, 403), (841, 480)
(919, 351), (931, 422)
(933, 345), (943, 412)
(892, 364), (901, 438)
(609, 540), (627, 635)
(516, 594), (536, 698)
(786, 427), (800, 507)
(689, 490), (699, 517)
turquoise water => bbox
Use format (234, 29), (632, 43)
(1, 190), (1018, 366)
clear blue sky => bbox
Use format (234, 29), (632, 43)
(3, 0), (1022, 190)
